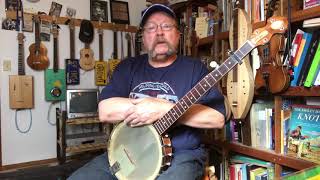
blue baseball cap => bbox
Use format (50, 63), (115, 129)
(140, 4), (176, 27)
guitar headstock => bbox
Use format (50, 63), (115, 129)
(17, 32), (25, 45)
(250, 16), (287, 47)
(33, 14), (41, 24)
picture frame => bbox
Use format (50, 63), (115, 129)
(49, 2), (63, 17)
(110, 0), (130, 24)
(90, 0), (108, 22)
(5, 0), (20, 11)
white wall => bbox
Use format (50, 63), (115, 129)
(0, 0), (146, 166)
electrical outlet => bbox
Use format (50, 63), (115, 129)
(3, 60), (11, 71)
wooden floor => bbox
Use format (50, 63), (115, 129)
(0, 153), (99, 180)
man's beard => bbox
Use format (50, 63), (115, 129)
(147, 37), (177, 61)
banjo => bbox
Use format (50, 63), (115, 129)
(108, 16), (288, 180)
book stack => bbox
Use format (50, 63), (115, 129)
(289, 29), (320, 87)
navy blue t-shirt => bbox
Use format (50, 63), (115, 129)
(100, 54), (225, 152)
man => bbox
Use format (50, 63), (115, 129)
(68, 4), (225, 180)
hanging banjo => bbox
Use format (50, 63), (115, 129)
(108, 16), (288, 180)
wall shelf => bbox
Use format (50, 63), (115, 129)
(5, 10), (138, 33)
(208, 140), (317, 170)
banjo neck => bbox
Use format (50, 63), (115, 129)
(153, 41), (256, 135)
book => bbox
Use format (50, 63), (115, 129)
(286, 105), (320, 164)
(297, 31), (320, 86)
(304, 41), (320, 87)
(281, 109), (291, 154)
(290, 29), (304, 66)
(303, 0), (320, 9)
(303, 17), (320, 28)
(313, 69), (320, 85)
(291, 32), (313, 86)
(282, 165), (320, 180)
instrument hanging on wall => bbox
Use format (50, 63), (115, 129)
(27, 14), (49, 71)
(95, 22), (108, 86)
(9, 0), (34, 109)
(45, 18), (66, 101)
(255, 0), (290, 94)
(108, 30), (121, 81)
(65, 17), (80, 85)
(108, 16), (288, 179)
(227, 0), (254, 119)
(80, 42), (95, 71)
(125, 32), (132, 58)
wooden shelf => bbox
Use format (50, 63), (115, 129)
(66, 142), (107, 154)
(6, 11), (138, 33)
(209, 141), (318, 170)
(198, 31), (229, 46)
(66, 117), (100, 125)
(253, 6), (320, 30)
(279, 86), (320, 97)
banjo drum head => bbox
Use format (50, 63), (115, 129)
(108, 122), (163, 180)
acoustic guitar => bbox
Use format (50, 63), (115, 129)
(65, 18), (80, 85)
(9, 4), (34, 109)
(227, 0), (254, 119)
(95, 22), (108, 86)
(80, 42), (95, 71)
(27, 14), (49, 71)
(44, 19), (66, 101)
(108, 16), (288, 179)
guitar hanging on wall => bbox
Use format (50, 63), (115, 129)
(108, 16), (288, 180)
(226, 0), (254, 119)
(9, 2), (34, 109)
(27, 14), (49, 71)
(95, 22), (108, 86)
(65, 17), (80, 85)
(45, 18), (66, 101)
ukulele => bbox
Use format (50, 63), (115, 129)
(227, 0), (254, 119)
(45, 18), (66, 101)
(108, 16), (288, 180)
(27, 14), (49, 71)
(65, 17), (80, 85)
(80, 42), (95, 71)
(95, 22), (108, 86)
(255, 0), (290, 94)
(9, 1), (34, 109)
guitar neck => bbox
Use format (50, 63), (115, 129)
(69, 24), (75, 59)
(18, 33), (25, 75)
(153, 41), (255, 135)
(99, 32), (103, 61)
(53, 36), (59, 72)
(35, 19), (40, 52)
(127, 33), (132, 57)
(113, 31), (118, 59)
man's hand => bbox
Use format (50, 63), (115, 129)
(123, 97), (174, 127)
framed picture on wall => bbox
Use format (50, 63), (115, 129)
(110, 0), (130, 24)
(5, 0), (20, 11)
(90, 0), (108, 22)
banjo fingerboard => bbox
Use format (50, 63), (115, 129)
(153, 41), (255, 135)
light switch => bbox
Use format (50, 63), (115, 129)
(3, 60), (11, 71)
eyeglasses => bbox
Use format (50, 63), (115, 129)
(143, 22), (177, 33)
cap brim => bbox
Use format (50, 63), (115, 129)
(140, 4), (176, 27)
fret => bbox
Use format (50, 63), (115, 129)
(185, 92), (195, 104)
(218, 64), (230, 76)
(199, 79), (211, 91)
(205, 74), (217, 85)
(187, 91), (197, 103)
(181, 96), (193, 107)
(193, 85), (203, 98)
(197, 82), (207, 92)
(170, 109), (179, 120)
(152, 123), (161, 134)
(156, 119), (165, 132)
(174, 104), (183, 116)
(159, 118), (168, 130)
(179, 100), (189, 111)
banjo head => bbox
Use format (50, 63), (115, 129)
(108, 122), (163, 180)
